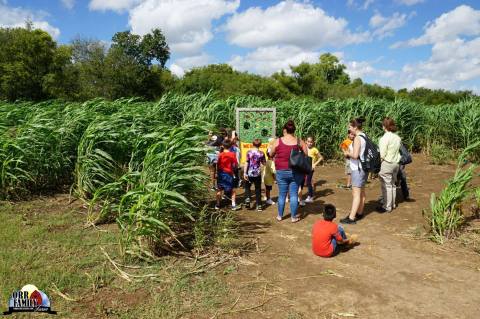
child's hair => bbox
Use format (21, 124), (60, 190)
(350, 117), (365, 130)
(221, 138), (232, 151)
(307, 136), (314, 143)
(252, 138), (262, 148)
(323, 204), (336, 221)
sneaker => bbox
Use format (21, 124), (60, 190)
(355, 213), (365, 220)
(231, 205), (241, 211)
(256, 205), (263, 212)
(244, 199), (251, 209)
(340, 216), (357, 224)
(377, 206), (392, 214)
(299, 200), (306, 207)
(214, 205), (220, 210)
(266, 199), (275, 205)
(305, 196), (313, 203)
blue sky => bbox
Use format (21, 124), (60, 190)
(1, 0), (480, 92)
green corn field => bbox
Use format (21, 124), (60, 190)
(1, 94), (479, 253)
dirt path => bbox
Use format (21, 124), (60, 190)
(222, 154), (480, 319)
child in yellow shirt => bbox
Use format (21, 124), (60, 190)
(263, 153), (276, 205)
(303, 136), (323, 203)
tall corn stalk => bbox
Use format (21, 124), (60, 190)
(424, 141), (480, 243)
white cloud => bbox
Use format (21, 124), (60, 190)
(89, 0), (142, 12)
(343, 59), (396, 80)
(362, 0), (375, 10)
(169, 53), (211, 77)
(347, 0), (375, 10)
(128, 0), (239, 55)
(396, 0), (424, 5)
(389, 5), (480, 91)
(392, 5), (480, 47)
(0, 3), (60, 38)
(370, 12), (408, 39)
(399, 38), (480, 90)
(225, 1), (370, 49)
(169, 64), (185, 77)
(229, 45), (320, 76)
(61, 0), (75, 10)
(170, 53), (211, 76)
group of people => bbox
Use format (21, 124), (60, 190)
(206, 121), (323, 221)
(207, 116), (410, 257)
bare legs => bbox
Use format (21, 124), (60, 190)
(349, 186), (365, 220)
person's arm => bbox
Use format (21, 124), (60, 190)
(215, 154), (220, 176)
(243, 153), (249, 179)
(334, 229), (346, 244)
(379, 134), (387, 160)
(343, 136), (361, 159)
(313, 150), (323, 167)
(232, 153), (238, 170)
(269, 139), (279, 157)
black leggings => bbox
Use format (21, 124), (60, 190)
(244, 176), (262, 206)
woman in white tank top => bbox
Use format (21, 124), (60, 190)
(341, 118), (367, 224)
(349, 132), (366, 172)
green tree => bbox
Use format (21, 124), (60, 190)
(68, 37), (108, 100)
(42, 45), (80, 100)
(175, 64), (290, 100)
(317, 53), (350, 85)
(111, 29), (170, 67)
(0, 26), (59, 101)
(103, 29), (170, 99)
(288, 53), (350, 97)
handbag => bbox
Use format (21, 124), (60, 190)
(288, 139), (312, 174)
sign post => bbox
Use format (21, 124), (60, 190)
(235, 108), (276, 164)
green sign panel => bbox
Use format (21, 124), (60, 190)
(236, 108), (276, 143)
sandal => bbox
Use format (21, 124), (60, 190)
(291, 217), (301, 223)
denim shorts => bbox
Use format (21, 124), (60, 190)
(351, 169), (367, 188)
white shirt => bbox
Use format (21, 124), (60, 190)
(350, 132), (366, 171)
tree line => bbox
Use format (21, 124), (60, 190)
(0, 25), (475, 105)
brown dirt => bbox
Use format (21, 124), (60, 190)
(219, 154), (480, 319)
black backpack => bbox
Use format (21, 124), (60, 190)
(289, 139), (312, 174)
(358, 134), (381, 173)
(399, 143), (412, 165)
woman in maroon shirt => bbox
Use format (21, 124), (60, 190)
(269, 120), (307, 222)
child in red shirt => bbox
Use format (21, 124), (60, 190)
(216, 139), (241, 211)
(312, 204), (350, 257)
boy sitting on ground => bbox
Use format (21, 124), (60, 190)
(312, 204), (356, 257)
